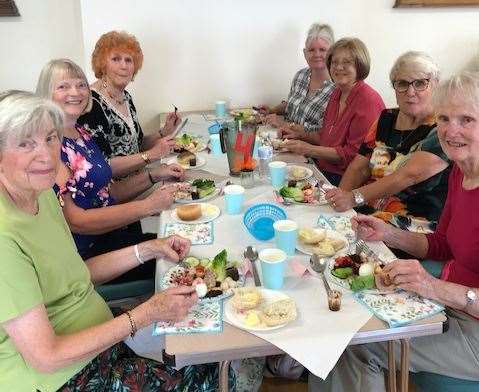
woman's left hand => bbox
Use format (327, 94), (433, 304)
(150, 235), (191, 262)
(382, 259), (437, 299)
(282, 139), (310, 155)
(162, 112), (182, 135)
(151, 163), (185, 182)
(325, 188), (354, 212)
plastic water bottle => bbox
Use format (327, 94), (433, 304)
(258, 145), (273, 179)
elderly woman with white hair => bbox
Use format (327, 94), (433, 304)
(257, 23), (336, 133)
(310, 71), (479, 391)
(0, 91), (232, 391)
(325, 51), (451, 235)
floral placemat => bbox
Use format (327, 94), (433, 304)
(354, 290), (444, 328)
(317, 214), (355, 242)
(153, 301), (223, 335)
(163, 222), (213, 245)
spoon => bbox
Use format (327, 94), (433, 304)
(309, 254), (332, 295)
(243, 246), (261, 286)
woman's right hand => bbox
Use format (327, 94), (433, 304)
(143, 183), (177, 214)
(145, 286), (198, 323)
(147, 135), (176, 161)
(351, 214), (391, 242)
(265, 114), (286, 128)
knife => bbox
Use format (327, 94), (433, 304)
(172, 118), (188, 137)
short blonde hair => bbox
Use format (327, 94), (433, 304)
(36, 58), (93, 113)
(305, 23), (335, 47)
(91, 31), (143, 79)
(326, 37), (371, 81)
(389, 51), (440, 85)
(0, 90), (64, 151)
(434, 71), (479, 111)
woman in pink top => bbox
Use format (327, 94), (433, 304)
(310, 72), (479, 391)
(282, 37), (385, 185)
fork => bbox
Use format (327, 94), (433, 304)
(218, 180), (232, 196)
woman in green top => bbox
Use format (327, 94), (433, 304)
(0, 92), (232, 392)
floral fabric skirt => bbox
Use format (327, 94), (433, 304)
(58, 342), (236, 392)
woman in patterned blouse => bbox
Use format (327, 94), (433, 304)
(257, 23), (335, 133)
(37, 59), (184, 268)
(78, 31), (180, 177)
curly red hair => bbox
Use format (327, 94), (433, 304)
(91, 31), (144, 79)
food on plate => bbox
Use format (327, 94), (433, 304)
(176, 204), (202, 221)
(279, 181), (318, 204)
(195, 283), (208, 298)
(231, 108), (257, 122)
(289, 166), (307, 180)
(174, 178), (216, 201)
(260, 299), (297, 327)
(165, 250), (242, 299)
(298, 228), (326, 244)
(175, 133), (202, 152)
(374, 264), (393, 287)
(271, 138), (288, 150)
(177, 150), (197, 167)
(244, 310), (262, 327)
(298, 227), (347, 256)
(231, 287), (263, 311)
(332, 253), (390, 292)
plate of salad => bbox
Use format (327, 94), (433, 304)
(174, 133), (207, 153)
(174, 178), (218, 203)
(159, 249), (245, 302)
(279, 181), (327, 205)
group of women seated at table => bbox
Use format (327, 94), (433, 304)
(0, 19), (478, 392)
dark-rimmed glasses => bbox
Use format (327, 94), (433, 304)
(393, 78), (430, 93)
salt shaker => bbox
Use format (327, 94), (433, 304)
(258, 145), (273, 179)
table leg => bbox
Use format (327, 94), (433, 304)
(387, 341), (397, 392)
(399, 339), (410, 392)
(219, 360), (231, 392)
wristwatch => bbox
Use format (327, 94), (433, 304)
(466, 289), (477, 307)
(140, 152), (151, 165)
(352, 190), (365, 206)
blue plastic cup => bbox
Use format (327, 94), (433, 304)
(273, 220), (298, 256)
(208, 122), (221, 134)
(259, 248), (287, 289)
(224, 184), (245, 214)
(209, 134), (222, 155)
(268, 161), (287, 189)
(215, 101), (226, 118)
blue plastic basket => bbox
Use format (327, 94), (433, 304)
(243, 203), (287, 241)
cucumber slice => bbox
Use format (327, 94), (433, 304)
(184, 256), (200, 267)
(200, 258), (211, 267)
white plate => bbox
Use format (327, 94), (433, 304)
(296, 229), (348, 256)
(287, 165), (313, 181)
(224, 288), (295, 332)
(167, 155), (206, 170)
(175, 135), (207, 153)
(159, 264), (246, 303)
(171, 203), (221, 224)
(175, 187), (219, 204)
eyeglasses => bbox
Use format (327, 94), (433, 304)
(393, 79), (430, 93)
(330, 59), (355, 69)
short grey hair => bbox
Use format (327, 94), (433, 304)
(0, 90), (64, 151)
(36, 58), (92, 113)
(305, 23), (335, 47)
(389, 51), (440, 85)
(434, 71), (479, 111)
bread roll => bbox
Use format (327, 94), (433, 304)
(231, 287), (262, 311)
(177, 204), (202, 221)
(298, 228), (326, 245)
(260, 299), (297, 327)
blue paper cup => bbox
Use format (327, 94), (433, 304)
(224, 184), (245, 214)
(208, 122), (221, 134)
(259, 248), (287, 289)
(273, 220), (298, 256)
(215, 101), (226, 118)
(209, 134), (222, 155)
(268, 161), (287, 189)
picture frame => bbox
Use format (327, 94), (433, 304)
(395, 0), (479, 6)
(0, 0), (19, 16)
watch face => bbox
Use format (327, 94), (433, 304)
(467, 290), (477, 301)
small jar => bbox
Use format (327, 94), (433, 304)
(240, 169), (255, 189)
(328, 290), (342, 311)
(258, 145), (273, 179)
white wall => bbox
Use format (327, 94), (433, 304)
(0, 0), (85, 92)
(1, 1), (479, 132)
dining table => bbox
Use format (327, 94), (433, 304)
(132, 112), (448, 392)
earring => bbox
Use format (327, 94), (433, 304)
(102, 78), (108, 89)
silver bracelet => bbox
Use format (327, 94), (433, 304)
(134, 244), (144, 265)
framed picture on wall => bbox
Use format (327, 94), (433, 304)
(0, 0), (19, 16)
(395, 0), (479, 6)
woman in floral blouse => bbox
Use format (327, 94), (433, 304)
(77, 30), (180, 177)
(36, 59), (184, 277)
